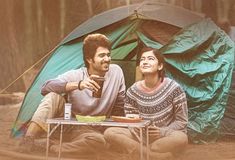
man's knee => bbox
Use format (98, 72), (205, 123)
(39, 92), (65, 113)
(42, 92), (64, 102)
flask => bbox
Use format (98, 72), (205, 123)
(92, 76), (105, 98)
(64, 103), (71, 120)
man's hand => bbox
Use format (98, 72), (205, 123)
(79, 75), (101, 92)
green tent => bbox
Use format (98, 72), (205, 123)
(12, 2), (234, 143)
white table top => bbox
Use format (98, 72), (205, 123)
(47, 118), (151, 128)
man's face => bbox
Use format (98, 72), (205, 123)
(139, 50), (162, 75)
(87, 46), (111, 76)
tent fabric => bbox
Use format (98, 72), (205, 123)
(12, 17), (234, 144)
(60, 2), (203, 45)
(219, 36), (235, 136)
(160, 19), (235, 143)
(219, 69), (235, 136)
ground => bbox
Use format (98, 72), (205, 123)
(0, 94), (235, 160)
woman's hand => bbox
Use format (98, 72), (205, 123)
(148, 125), (161, 139)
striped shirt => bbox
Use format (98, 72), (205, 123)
(124, 77), (188, 136)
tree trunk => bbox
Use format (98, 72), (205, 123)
(60, 0), (66, 39)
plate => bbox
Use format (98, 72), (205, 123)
(111, 116), (142, 123)
(76, 115), (106, 122)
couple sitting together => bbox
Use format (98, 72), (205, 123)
(19, 33), (188, 160)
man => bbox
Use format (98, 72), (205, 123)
(20, 33), (126, 154)
(104, 47), (188, 160)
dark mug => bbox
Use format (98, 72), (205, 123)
(92, 76), (105, 98)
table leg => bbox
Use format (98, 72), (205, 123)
(46, 123), (50, 160)
(58, 124), (63, 160)
(139, 127), (143, 160)
(146, 126), (149, 160)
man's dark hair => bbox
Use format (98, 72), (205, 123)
(82, 33), (111, 68)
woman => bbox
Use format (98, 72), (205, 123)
(104, 48), (188, 160)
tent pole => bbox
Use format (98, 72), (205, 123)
(0, 45), (58, 94)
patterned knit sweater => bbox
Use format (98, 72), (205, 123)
(124, 77), (188, 137)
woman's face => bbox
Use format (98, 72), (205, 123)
(139, 50), (163, 75)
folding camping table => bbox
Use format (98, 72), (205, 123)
(46, 118), (151, 160)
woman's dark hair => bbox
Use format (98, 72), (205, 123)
(139, 47), (165, 82)
(82, 33), (111, 68)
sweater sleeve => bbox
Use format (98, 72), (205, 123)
(160, 86), (188, 137)
(41, 79), (67, 96)
(41, 70), (79, 96)
(124, 88), (140, 117)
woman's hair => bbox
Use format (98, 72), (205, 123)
(139, 47), (165, 82)
(82, 33), (111, 68)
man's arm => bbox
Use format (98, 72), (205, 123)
(41, 79), (79, 96)
(41, 71), (101, 96)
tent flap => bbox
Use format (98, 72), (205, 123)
(160, 18), (235, 143)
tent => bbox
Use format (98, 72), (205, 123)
(12, 2), (234, 143)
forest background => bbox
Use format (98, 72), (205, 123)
(1, 0), (235, 95)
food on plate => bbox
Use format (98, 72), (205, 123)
(111, 116), (142, 123)
(76, 115), (106, 122)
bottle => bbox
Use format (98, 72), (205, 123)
(64, 103), (71, 120)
